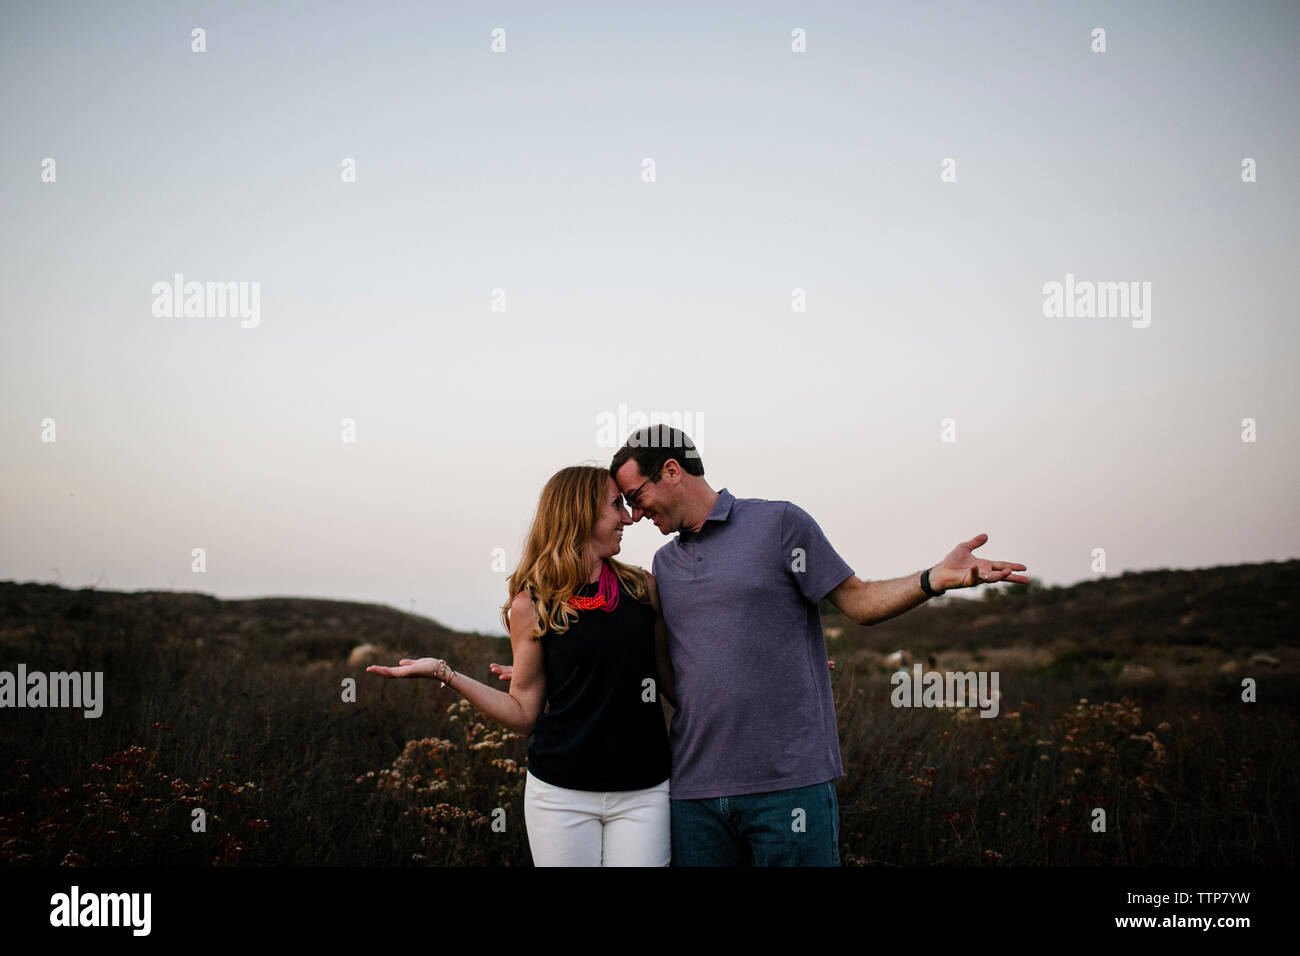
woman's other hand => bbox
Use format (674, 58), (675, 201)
(489, 663), (514, 682)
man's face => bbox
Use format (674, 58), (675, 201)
(613, 459), (676, 535)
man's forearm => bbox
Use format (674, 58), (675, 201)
(851, 569), (934, 626)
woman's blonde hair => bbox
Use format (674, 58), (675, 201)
(501, 465), (650, 637)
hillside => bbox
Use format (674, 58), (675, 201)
(0, 581), (499, 667)
(4, 559), (1294, 666)
(817, 559), (1299, 677)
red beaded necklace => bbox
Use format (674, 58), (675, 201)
(567, 561), (620, 612)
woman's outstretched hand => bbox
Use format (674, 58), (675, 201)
(367, 658), (443, 679)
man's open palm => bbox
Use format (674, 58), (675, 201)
(935, 534), (1028, 590)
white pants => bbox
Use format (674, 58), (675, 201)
(523, 770), (671, 867)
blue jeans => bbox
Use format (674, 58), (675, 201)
(670, 779), (840, 866)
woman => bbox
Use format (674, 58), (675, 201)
(367, 465), (675, 866)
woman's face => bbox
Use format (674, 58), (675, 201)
(589, 476), (633, 566)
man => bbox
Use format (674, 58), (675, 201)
(610, 425), (1027, 866)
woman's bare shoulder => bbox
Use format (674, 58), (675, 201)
(509, 586), (541, 618)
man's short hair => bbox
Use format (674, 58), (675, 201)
(610, 425), (705, 480)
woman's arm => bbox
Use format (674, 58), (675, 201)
(646, 573), (677, 710)
(367, 590), (547, 735)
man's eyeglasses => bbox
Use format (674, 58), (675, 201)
(623, 462), (664, 512)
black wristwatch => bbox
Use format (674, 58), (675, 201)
(920, 567), (944, 598)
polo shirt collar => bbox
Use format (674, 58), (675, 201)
(679, 488), (733, 540)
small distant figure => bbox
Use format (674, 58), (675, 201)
(347, 643), (382, 667)
(883, 650), (911, 672)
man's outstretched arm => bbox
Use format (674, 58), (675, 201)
(827, 533), (1028, 627)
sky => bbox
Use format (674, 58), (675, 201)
(2, 0), (1297, 636)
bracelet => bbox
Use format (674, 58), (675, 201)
(434, 659), (457, 688)
(920, 567), (944, 598)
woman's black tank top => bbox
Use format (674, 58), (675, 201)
(525, 578), (670, 791)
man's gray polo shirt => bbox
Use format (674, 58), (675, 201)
(651, 488), (855, 800)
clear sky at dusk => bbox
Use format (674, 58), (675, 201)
(3, 0), (1297, 634)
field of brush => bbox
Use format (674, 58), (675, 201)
(1, 561), (1296, 865)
